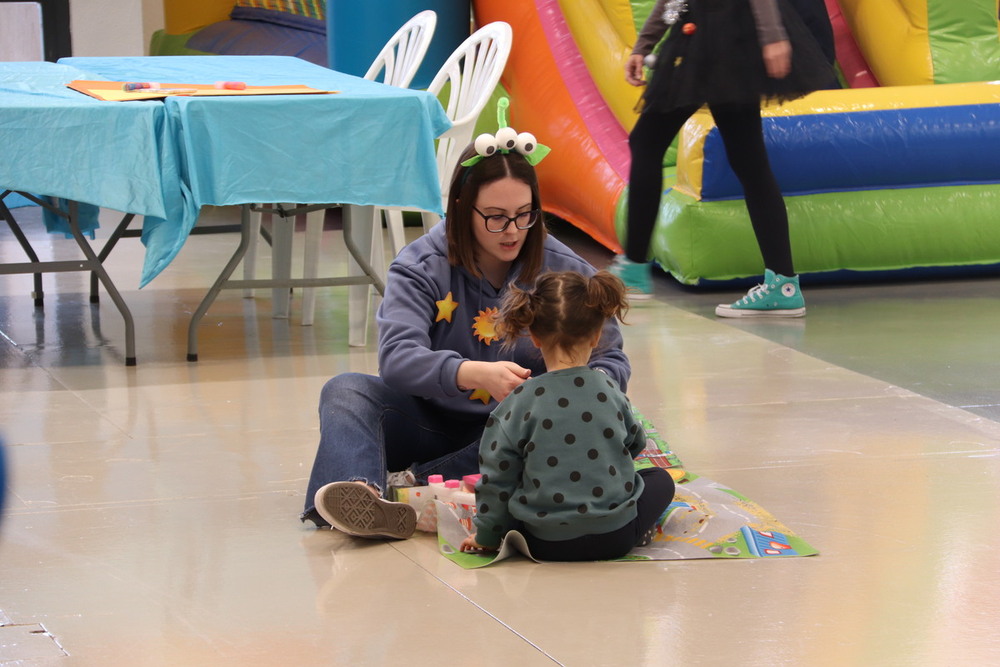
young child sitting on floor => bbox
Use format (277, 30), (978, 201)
(460, 271), (675, 561)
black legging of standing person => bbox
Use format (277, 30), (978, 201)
(521, 467), (676, 562)
(626, 102), (795, 277)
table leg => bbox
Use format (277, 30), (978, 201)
(0, 194), (44, 307)
(271, 212), (293, 319)
(90, 212), (136, 303)
(66, 201), (137, 366)
(343, 205), (384, 347)
(187, 204), (253, 362)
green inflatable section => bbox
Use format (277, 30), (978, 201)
(623, 0), (1000, 285)
(927, 0), (1000, 84)
(648, 184), (1000, 284)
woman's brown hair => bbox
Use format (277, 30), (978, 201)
(495, 271), (629, 352)
(445, 143), (547, 284)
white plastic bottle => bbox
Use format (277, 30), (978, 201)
(427, 474), (445, 496)
(438, 478), (462, 504)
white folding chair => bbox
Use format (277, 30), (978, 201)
(363, 9), (439, 257)
(365, 9), (437, 88)
(411, 21), (513, 235)
(242, 10), (438, 327)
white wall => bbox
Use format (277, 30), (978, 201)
(70, 0), (165, 57)
(0, 3), (45, 60)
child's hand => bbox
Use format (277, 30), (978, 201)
(460, 534), (495, 553)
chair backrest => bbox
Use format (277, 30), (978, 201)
(364, 10), (438, 89)
(426, 21), (513, 204)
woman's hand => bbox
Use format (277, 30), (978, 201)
(457, 360), (531, 402)
(625, 53), (647, 86)
(460, 534), (495, 552)
(763, 40), (791, 79)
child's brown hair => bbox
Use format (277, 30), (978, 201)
(496, 270), (629, 352)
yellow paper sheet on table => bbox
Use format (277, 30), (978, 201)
(68, 80), (338, 101)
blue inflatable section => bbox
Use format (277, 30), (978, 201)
(327, 0), (471, 89)
(700, 104), (1000, 201)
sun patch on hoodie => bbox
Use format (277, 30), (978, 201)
(472, 307), (499, 346)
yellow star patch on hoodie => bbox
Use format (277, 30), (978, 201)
(469, 388), (492, 404)
(435, 291), (459, 323)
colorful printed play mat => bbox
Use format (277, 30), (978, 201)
(438, 412), (818, 567)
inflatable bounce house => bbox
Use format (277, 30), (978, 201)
(474, 0), (1000, 284)
(153, 0), (1000, 284)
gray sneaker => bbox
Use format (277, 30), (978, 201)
(386, 469), (416, 490)
(314, 482), (416, 539)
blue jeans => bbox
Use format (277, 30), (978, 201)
(301, 373), (486, 526)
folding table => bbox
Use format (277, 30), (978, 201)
(1, 56), (451, 361)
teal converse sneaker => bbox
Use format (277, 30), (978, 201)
(715, 269), (805, 318)
(608, 255), (653, 300)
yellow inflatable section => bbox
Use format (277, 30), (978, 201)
(839, 0), (933, 85)
(840, 0), (1000, 85)
(164, 0), (234, 35)
(558, 0), (644, 132)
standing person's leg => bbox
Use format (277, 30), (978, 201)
(710, 103), (806, 317)
(612, 105), (699, 297)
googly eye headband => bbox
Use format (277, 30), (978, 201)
(460, 97), (551, 168)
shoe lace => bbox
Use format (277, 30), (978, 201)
(740, 282), (771, 304)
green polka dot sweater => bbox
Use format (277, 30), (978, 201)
(473, 366), (647, 547)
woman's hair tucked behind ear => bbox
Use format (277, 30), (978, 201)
(496, 270), (629, 351)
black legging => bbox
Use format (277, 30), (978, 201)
(521, 467), (676, 561)
(626, 102), (795, 277)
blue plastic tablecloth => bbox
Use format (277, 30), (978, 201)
(0, 61), (174, 241)
(1, 56), (451, 287)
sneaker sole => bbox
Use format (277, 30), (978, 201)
(715, 305), (806, 318)
(314, 482), (416, 539)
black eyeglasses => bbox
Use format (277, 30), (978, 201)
(473, 207), (541, 233)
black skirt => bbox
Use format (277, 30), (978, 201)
(641, 0), (837, 112)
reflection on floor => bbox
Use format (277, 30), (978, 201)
(2, 206), (999, 665)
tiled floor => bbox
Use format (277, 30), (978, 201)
(2, 206), (999, 665)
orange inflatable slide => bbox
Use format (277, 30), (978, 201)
(473, 0), (638, 253)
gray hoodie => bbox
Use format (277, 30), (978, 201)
(376, 222), (631, 418)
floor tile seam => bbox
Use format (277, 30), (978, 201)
(690, 390), (918, 409)
(670, 306), (1000, 432)
(0, 425), (321, 446)
(4, 490), (301, 515)
(642, 302), (919, 389)
(390, 546), (565, 665)
(666, 391), (1000, 441)
(688, 448), (1000, 475)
